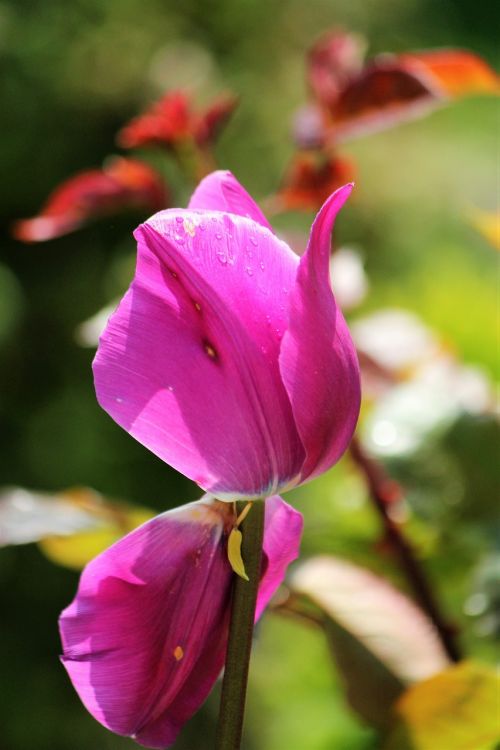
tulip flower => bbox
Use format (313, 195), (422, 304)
(60, 494), (302, 748)
(59, 171), (360, 747)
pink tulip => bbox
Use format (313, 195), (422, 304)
(59, 171), (360, 747)
(93, 170), (360, 498)
(60, 495), (302, 748)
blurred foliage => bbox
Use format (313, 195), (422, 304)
(0, 0), (498, 749)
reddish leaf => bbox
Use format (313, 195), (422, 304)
(332, 49), (499, 140)
(116, 90), (192, 149)
(13, 157), (168, 243)
(193, 92), (239, 147)
(333, 61), (440, 139)
(116, 90), (238, 150)
(277, 152), (355, 211)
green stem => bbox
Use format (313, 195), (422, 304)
(215, 499), (265, 750)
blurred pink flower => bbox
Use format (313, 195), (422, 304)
(60, 171), (360, 747)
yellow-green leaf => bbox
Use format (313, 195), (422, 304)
(384, 661), (500, 750)
(39, 506), (154, 570)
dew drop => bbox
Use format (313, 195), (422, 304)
(245, 266), (254, 276)
(183, 218), (196, 237)
(115, 397), (124, 404)
(217, 252), (227, 265)
(175, 216), (184, 224)
(215, 232), (223, 240)
(259, 261), (265, 271)
(249, 236), (258, 246)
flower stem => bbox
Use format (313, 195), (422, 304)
(215, 499), (265, 750)
(349, 436), (461, 663)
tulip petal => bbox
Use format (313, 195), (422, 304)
(59, 495), (302, 748)
(188, 170), (273, 231)
(255, 495), (303, 620)
(59, 497), (232, 748)
(93, 208), (304, 497)
(279, 184), (361, 482)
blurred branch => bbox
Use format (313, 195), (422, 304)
(349, 436), (461, 663)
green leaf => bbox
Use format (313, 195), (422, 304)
(384, 661), (500, 750)
(289, 556), (450, 729)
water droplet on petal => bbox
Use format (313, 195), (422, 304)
(259, 261), (265, 271)
(249, 236), (258, 246)
(245, 266), (254, 276)
(215, 232), (223, 240)
(217, 252), (227, 265)
(175, 216), (184, 224)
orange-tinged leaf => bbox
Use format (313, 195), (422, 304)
(401, 49), (500, 98)
(12, 157), (168, 243)
(277, 152), (355, 212)
(384, 661), (500, 750)
(331, 49), (498, 140)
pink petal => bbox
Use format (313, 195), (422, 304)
(93, 209), (304, 498)
(279, 185), (361, 483)
(59, 498), (233, 748)
(188, 170), (273, 231)
(255, 495), (303, 620)
(59, 496), (303, 748)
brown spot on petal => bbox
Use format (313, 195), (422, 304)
(173, 645), (184, 661)
(203, 340), (218, 360)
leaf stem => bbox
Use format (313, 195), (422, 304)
(349, 436), (461, 662)
(215, 499), (265, 750)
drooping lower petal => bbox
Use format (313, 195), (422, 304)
(93, 206), (304, 498)
(59, 495), (303, 748)
(279, 184), (361, 483)
(255, 495), (303, 620)
(188, 170), (273, 231)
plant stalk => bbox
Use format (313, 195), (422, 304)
(349, 436), (461, 662)
(215, 499), (265, 750)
